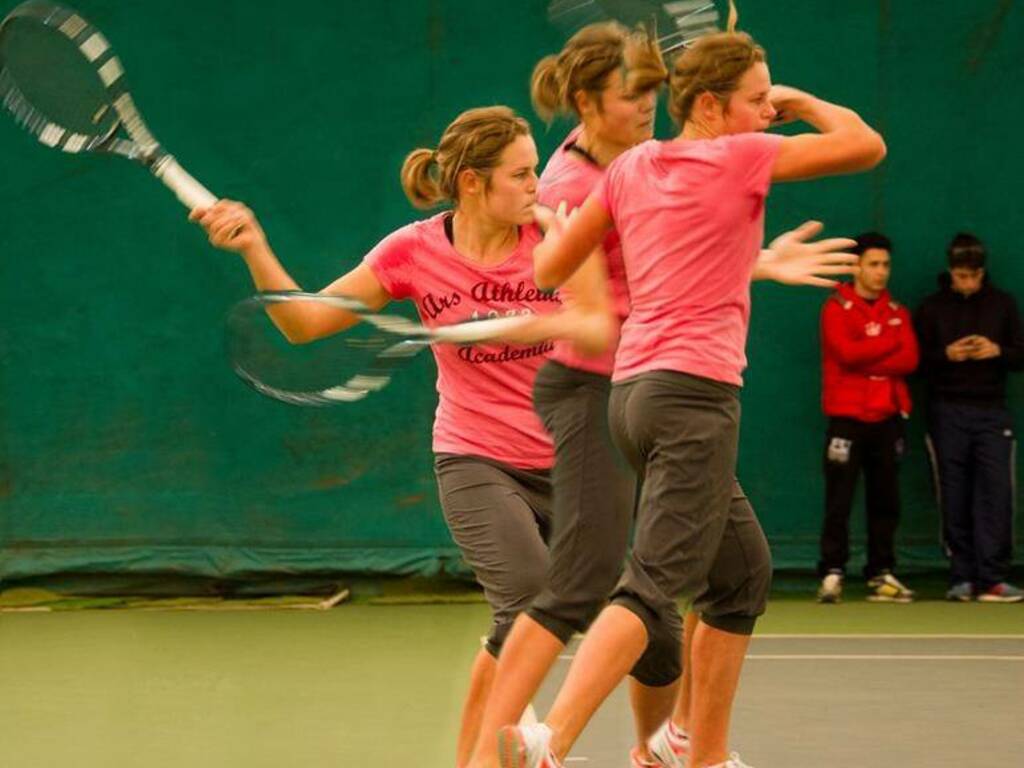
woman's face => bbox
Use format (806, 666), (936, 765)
(478, 134), (540, 225)
(720, 62), (777, 134)
(586, 69), (659, 148)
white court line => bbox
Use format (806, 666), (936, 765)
(559, 652), (1024, 661)
(747, 654), (1024, 661)
(754, 633), (1024, 640)
(570, 633), (1024, 641)
(558, 635), (1024, 661)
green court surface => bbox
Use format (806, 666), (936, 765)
(1, 593), (1021, 768)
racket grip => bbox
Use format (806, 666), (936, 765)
(152, 156), (218, 211)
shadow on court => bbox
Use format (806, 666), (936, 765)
(539, 635), (1024, 767)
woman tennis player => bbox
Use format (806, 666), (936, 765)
(470, 18), (862, 768)
(498, 19), (886, 768)
(467, 24), (672, 768)
(192, 106), (584, 768)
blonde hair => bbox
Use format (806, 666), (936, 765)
(400, 106), (532, 209)
(530, 21), (668, 122)
(667, 2), (765, 126)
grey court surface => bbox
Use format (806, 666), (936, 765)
(533, 635), (1024, 768)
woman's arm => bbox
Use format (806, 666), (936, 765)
(191, 200), (391, 344)
(532, 196), (613, 291)
(498, 250), (614, 357)
(491, 203), (614, 356)
(770, 86), (887, 182)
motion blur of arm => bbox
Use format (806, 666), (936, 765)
(770, 85), (887, 182)
(190, 200), (391, 344)
(753, 220), (858, 287)
(491, 203), (614, 357)
(533, 196), (613, 291)
(506, 253), (614, 357)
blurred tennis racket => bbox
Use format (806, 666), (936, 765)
(547, 0), (728, 54)
(226, 292), (533, 406)
(0, 0), (217, 210)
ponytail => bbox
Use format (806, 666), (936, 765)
(530, 55), (564, 123)
(400, 148), (445, 210)
(399, 107), (532, 209)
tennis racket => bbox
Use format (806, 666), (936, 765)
(0, 0), (216, 210)
(226, 292), (533, 406)
(547, 0), (727, 55)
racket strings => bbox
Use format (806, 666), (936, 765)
(225, 295), (432, 407)
(546, 0), (722, 54)
(0, 4), (162, 158)
(658, 2), (721, 53)
(1, 14), (117, 139)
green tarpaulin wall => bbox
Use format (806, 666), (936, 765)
(1, 0), (1021, 583)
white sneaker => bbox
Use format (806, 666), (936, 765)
(817, 571), (843, 603)
(497, 723), (561, 768)
(630, 747), (661, 768)
(647, 721), (690, 768)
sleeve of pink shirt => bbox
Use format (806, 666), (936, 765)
(539, 178), (590, 212)
(362, 224), (417, 300)
(728, 132), (784, 197)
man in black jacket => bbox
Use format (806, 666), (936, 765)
(915, 233), (1024, 602)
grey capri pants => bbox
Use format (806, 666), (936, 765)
(527, 361), (637, 644)
(608, 370), (773, 687)
(434, 453), (553, 657)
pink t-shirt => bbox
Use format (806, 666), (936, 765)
(364, 213), (558, 469)
(596, 132), (783, 386)
(538, 131), (630, 376)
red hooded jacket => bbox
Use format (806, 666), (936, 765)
(820, 283), (918, 421)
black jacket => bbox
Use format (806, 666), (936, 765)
(913, 273), (1024, 406)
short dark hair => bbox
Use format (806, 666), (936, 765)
(947, 232), (986, 270)
(854, 231), (892, 257)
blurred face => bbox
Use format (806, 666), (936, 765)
(950, 266), (984, 297)
(581, 69), (659, 147)
(855, 248), (891, 296)
(719, 62), (777, 134)
(462, 134), (539, 225)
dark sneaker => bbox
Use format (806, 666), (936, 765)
(945, 582), (974, 602)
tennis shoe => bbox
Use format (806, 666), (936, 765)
(629, 746), (660, 768)
(817, 571), (843, 603)
(866, 571), (914, 603)
(646, 720), (690, 768)
(497, 723), (562, 768)
(945, 581), (973, 602)
(977, 582), (1024, 603)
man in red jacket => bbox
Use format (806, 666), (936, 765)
(818, 232), (919, 603)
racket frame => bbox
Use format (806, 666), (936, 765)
(546, 0), (722, 55)
(226, 291), (534, 406)
(0, 0), (216, 208)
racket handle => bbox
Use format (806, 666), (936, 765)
(152, 155), (218, 210)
